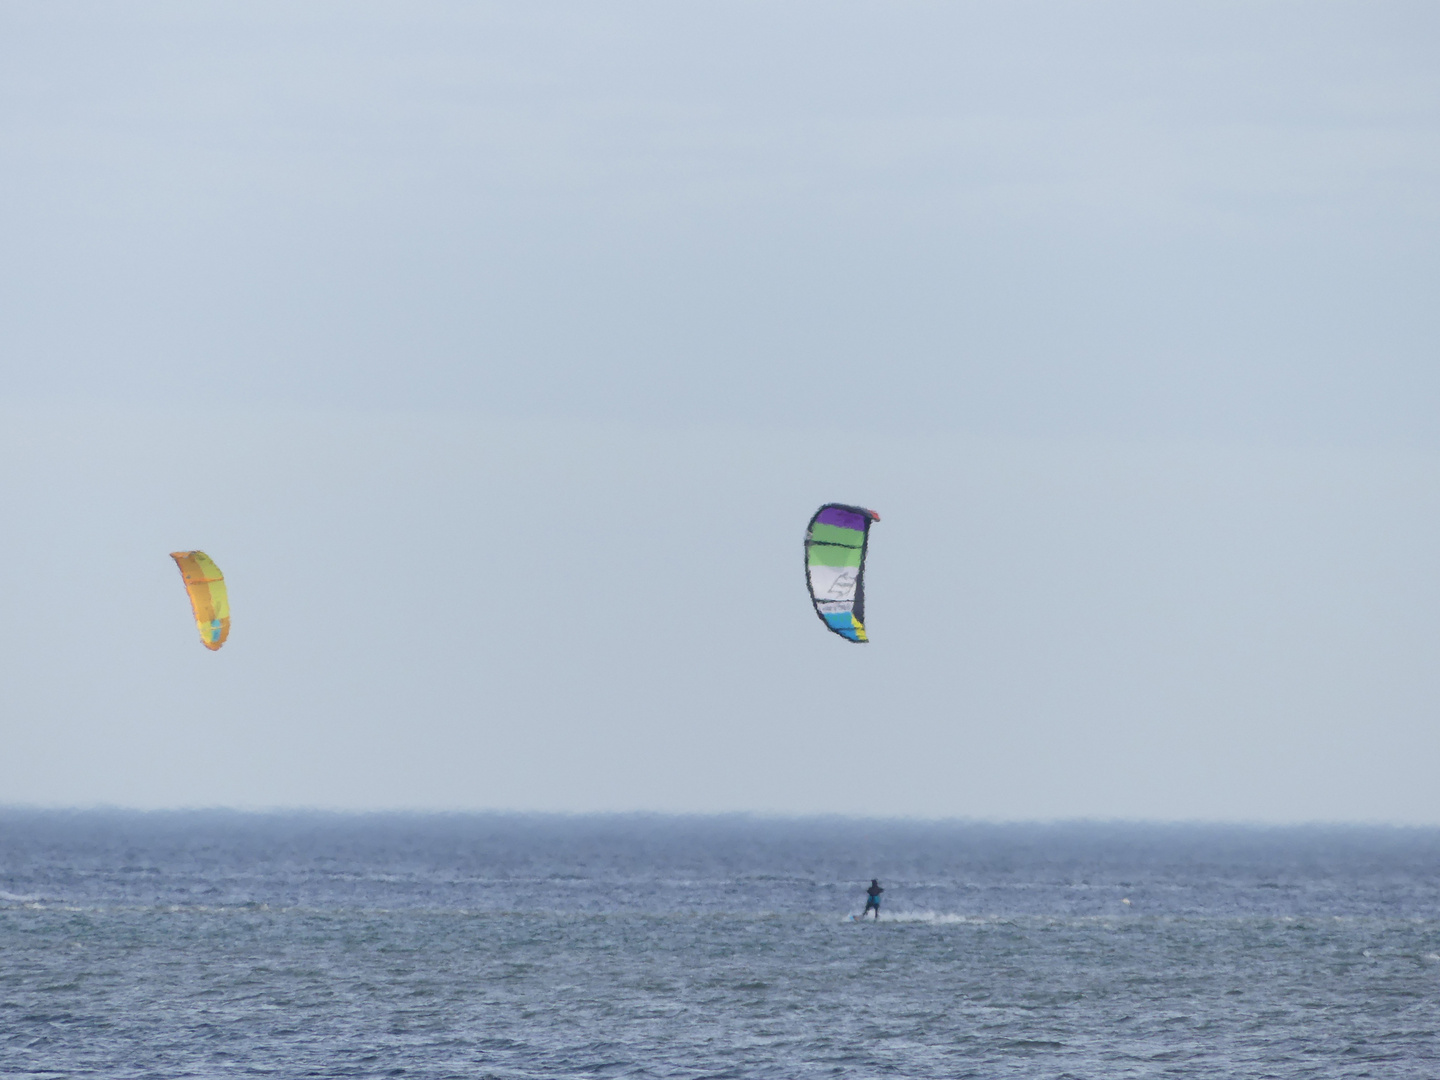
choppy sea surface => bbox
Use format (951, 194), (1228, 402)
(3, 813), (1440, 1078)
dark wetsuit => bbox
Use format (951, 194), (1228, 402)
(864, 881), (883, 919)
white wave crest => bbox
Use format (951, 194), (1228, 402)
(847, 909), (977, 924)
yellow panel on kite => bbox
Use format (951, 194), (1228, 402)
(170, 551), (230, 650)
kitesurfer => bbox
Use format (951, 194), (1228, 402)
(863, 879), (883, 919)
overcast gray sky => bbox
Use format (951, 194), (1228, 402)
(2, 2), (1439, 819)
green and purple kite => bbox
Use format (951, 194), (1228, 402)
(804, 503), (880, 643)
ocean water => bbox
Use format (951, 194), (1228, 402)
(3, 813), (1440, 1078)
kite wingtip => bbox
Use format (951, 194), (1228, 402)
(870, 510), (881, 521)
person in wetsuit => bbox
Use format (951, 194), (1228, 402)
(863, 879), (883, 919)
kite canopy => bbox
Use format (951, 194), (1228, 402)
(804, 504), (879, 643)
(170, 551), (229, 650)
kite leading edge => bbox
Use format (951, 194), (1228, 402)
(170, 551), (230, 650)
(805, 504), (880, 643)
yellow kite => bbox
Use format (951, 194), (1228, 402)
(170, 551), (230, 650)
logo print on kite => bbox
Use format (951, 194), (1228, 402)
(821, 569), (856, 600)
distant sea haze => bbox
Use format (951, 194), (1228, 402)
(3, 811), (1439, 1076)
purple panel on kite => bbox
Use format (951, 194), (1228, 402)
(816, 506), (868, 531)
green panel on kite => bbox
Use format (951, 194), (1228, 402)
(807, 545), (863, 568)
(808, 522), (865, 548)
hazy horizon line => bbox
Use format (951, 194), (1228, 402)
(4, 804), (1438, 831)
